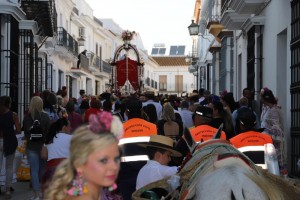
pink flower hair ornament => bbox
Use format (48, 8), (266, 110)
(260, 87), (269, 96)
(88, 111), (124, 139)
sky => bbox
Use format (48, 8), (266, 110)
(85, 0), (195, 53)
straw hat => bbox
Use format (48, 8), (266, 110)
(139, 135), (182, 157)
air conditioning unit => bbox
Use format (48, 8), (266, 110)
(79, 27), (85, 37)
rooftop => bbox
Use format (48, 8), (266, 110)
(152, 56), (188, 67)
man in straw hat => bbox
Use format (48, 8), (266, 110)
(136, 135), (182, 190)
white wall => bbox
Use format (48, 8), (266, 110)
(155, 66), (194, 95)
(263, 0), (291, 131)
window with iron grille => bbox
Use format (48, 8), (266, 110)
(247, 27), (255, 90)
(220, 39), (226, 91)
(290, 0), (300, 177)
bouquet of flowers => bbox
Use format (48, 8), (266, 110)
(121, 30), (136, 42)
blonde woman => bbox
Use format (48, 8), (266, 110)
(157, 102), (183, 141)
(23, 96), (50, 200)
(44, 111), (123, 200)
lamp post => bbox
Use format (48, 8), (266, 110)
(187, 20), (200, 90)
(188, 20), (199, 36)
(78, 36), (85, 46)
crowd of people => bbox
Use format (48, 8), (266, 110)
(0, 85), (287, 199)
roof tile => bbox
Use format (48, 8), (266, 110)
(152, 56), (188, 67)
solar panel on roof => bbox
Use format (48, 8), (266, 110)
(159, 48), (166, 55)
(169, 45), (186, 55)
(151, 48), (159, 55)
(177, 46), (185, 55)
(169, 46), (177, 55)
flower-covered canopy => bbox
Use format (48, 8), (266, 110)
(121, 30), (135, 42)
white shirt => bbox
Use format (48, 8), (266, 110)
(136, 160), (178, 189)
(178, 109), (194, 129)
(199, 97), (205, 103)
(46, 132), (72, 161)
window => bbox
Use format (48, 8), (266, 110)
(58, 70), (64, 90)
(159, 75), (167, 91)
(175, 75), (183, 93)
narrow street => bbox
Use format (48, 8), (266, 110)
(4, 181), (32, 200)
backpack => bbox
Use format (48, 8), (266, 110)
(29, 120), (44, 142)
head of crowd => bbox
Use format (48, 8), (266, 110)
(1, 85), (282, 200)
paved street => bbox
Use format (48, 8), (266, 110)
(2, 181), (33, 200)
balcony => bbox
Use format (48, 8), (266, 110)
(220, 9), (250, 30)
(55, 27), (78, 60)
(188, 65), (197, 73)
(220, 0), (266, 30)
(206, 15), (225, 43)
(145, 77), (150, 86)
(228, 0), (266, 14)
(102, 61), (112, 74)
(86, 51), (101, 73)
(93, 60), (111, 78)
(21, 0), (56, 38)
(241, 15), (265, 32)
(70, 53), (90, 76)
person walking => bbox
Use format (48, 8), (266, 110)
(23, 96), (50, 200)
(0, 96), (21, 199)
(157, 102), (183, 142)
(178, 101), (193, 129)
(41, 117), (72, 191)
(65, 100), (83, 133)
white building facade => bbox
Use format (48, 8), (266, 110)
(191, 0), (300, 176)
(0, 0), (158, 120)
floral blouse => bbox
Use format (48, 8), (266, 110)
(260, 104), (284, 138)
(260, 104), (286, 170)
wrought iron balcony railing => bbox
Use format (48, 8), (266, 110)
(102, 61), (112, 73)
(78, 54), (89, 71)
(146, 77), (150, 86)
(57, 27), (78, 55)
(21, 0), (57, 37)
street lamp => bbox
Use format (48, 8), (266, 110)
(188, 20), (199, 36)
(187, 19), (200, 90)
(78, 36), (85, 46)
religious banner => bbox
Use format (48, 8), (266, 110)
(116, 57), (139, 90)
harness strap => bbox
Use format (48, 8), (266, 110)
(217, 153), (252, 167)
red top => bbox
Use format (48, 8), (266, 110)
(84, 108), (101, 123)
(68, 112), (83, 133)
